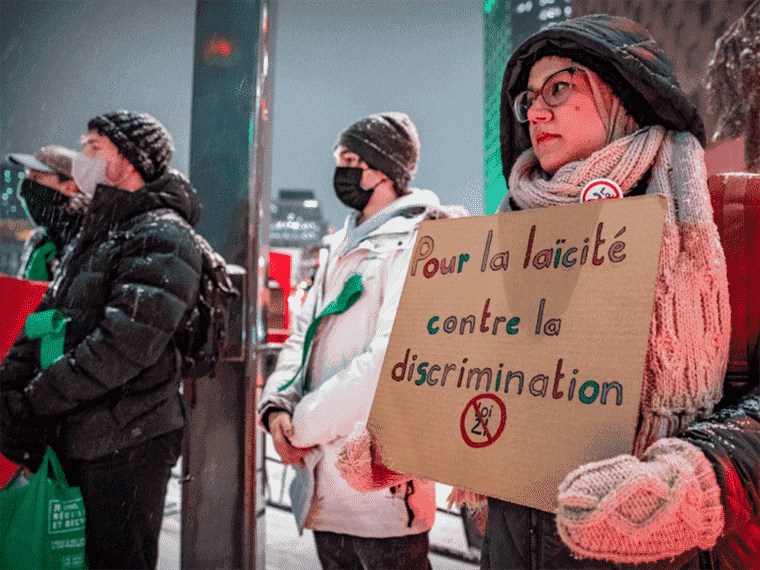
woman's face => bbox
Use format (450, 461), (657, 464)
(526, 56), (607, 175)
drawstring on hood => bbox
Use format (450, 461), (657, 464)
(332, 188), (442, 259)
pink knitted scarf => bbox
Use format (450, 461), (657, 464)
(509, 125), (731, 456)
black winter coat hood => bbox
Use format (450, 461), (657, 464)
(499, 14), (706, 182)
(84, 168), (200, 233)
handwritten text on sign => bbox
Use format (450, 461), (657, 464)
(368, 196), (667, 513)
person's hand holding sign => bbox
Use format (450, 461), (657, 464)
(269, 411), (314, 467)
(556, 438), (724, 563)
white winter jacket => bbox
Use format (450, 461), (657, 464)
(259, 188), (465, 537)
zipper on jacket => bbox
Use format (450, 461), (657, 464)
(529, 508), (538, 570)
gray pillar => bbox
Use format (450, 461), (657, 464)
(182, 1), (277, 568)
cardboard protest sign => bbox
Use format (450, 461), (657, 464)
(368, 195), (667, 513)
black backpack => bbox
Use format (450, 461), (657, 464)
(174, 233), (240, 379)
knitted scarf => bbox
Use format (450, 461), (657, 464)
(508, 125), (731, 456)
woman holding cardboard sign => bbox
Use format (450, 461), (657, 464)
(338, 13), (759, 569)
(471, 13), (760, 569)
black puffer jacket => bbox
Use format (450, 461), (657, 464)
(0, 169), (202, 463)
(678, 387), (760, 570)
(483, 14), (760, 570)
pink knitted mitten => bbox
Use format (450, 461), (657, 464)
(447, 487), (489, 534)
(556, 438), (724, 564)
(336, 426), (410, 493)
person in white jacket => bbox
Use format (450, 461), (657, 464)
(259, 112), (466, 569)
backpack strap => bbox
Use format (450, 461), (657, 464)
(194, 232), (238, 296)
(708, 173), (760, 394)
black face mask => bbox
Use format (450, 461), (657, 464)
(18, 179), (83, 249)
(333, 167), (373, 211)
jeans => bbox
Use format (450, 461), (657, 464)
(313, 530), (432, 570)
(481, 497), (703, 570)
(58, 429), (183, 570)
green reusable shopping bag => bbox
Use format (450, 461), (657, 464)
(0, 446), (86, 570)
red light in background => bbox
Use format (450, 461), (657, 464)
(202, 34), (239, 67)
(210, 39), (231, 56)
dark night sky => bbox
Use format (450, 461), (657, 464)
(0, 1), (196, 176)
(270, 0), (484, 229)
(0, 0), (484, 231)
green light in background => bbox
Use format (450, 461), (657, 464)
(3, 171), (9, 184)
(484, 0), (511, 213)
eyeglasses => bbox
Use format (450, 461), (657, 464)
(513, 67), (584, 123)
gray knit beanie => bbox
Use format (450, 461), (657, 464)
(336, 112), (420, 194)
(87, 110), (174, 183)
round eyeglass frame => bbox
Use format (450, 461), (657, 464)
(512, 66), (585, 123)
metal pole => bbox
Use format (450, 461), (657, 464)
(244, 1), (278, 568)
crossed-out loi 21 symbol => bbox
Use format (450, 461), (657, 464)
(460, 394), (506, 448)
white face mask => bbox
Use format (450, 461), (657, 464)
(71, 153), (107, 198)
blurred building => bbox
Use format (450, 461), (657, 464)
(269, 187), (328, 284)
(0, 161), (32, 276)
(268, 188), (329, 331)
(269, 188), (327, 249)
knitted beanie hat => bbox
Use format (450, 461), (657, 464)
(87, 110), (174, 183)
(336, 112), (420, 193)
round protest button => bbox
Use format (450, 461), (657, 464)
(460, 394), (506, 448)
(580, 178), (623, 203)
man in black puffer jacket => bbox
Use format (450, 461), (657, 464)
(0, 110), (203, 569)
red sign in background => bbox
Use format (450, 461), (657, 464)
(0, 274), (48, 486)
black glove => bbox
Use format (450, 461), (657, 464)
(1, 390), (47, 472)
